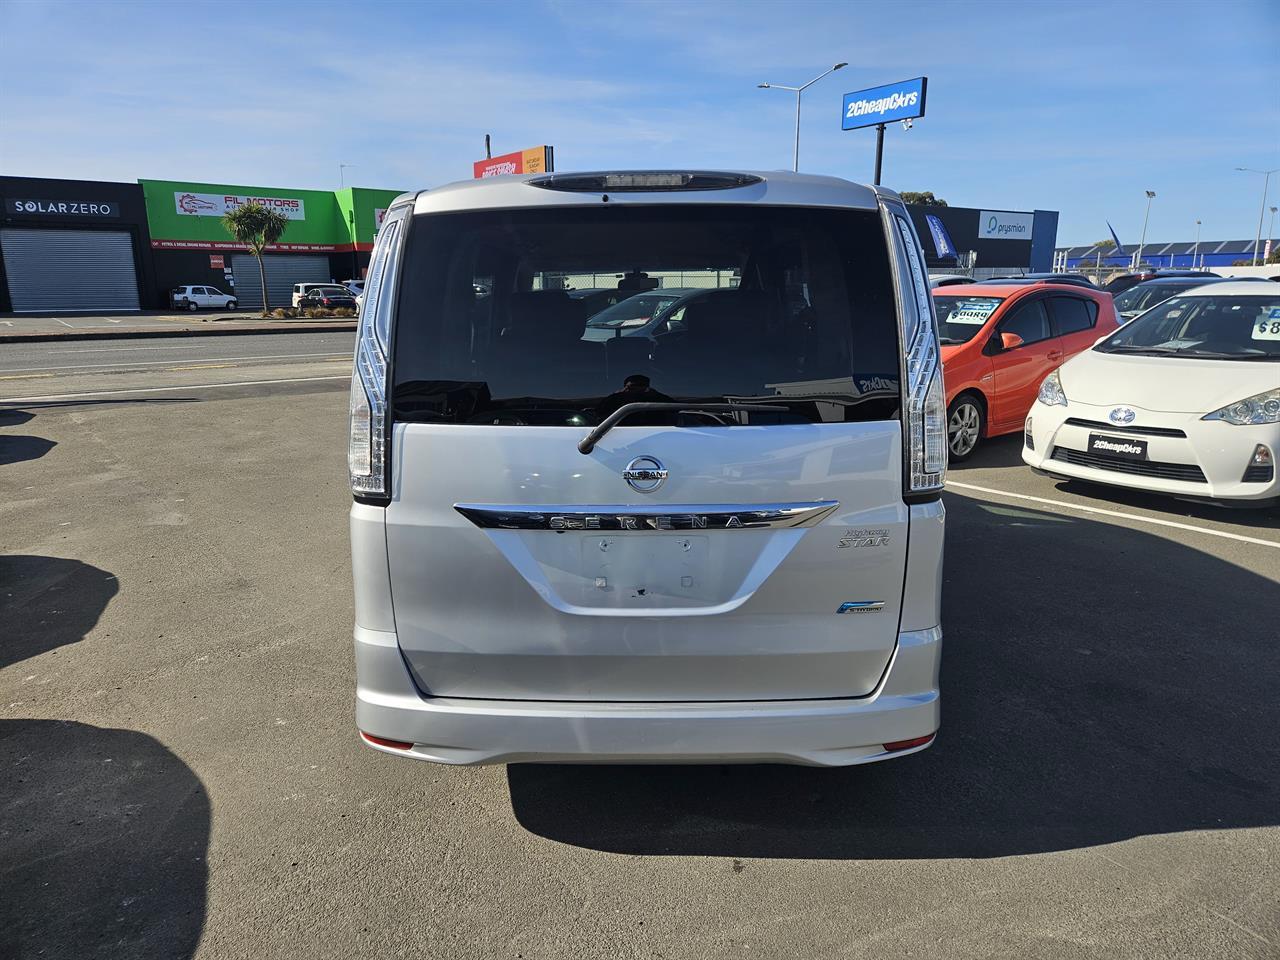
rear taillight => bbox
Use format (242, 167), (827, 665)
(348, 209), (404, 501)
(884, 201), (946, 498)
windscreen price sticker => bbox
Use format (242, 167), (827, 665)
(1253, 307), (1280, 341)
(946, 300), (999, 324)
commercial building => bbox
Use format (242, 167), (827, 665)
(903, 203), (1060, 276)
(141, 180), (403, 310)
(0, 175), (403, 312)
(1056, 238), (1270, 271)
(0, 176), (156, 313)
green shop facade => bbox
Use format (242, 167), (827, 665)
(141, 180), (404, 310)
(0, 174), (403, 312)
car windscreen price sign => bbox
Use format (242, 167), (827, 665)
(841, 77), (927, 130)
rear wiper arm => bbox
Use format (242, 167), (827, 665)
(578, 401), (781, 455)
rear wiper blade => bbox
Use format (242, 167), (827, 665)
(578, 401), (781, 455)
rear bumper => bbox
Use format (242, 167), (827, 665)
(354, 624), (941, 767)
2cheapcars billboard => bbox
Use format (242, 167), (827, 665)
(141, 180), (402, 252)
(841, 77), (927, 131)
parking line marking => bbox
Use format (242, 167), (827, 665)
(947, 481), (1280, 550)
(0, 373), (55, 381)
(168, 363), (237, 371)
(0, 374), (350, 403)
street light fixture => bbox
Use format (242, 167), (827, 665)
(1136, 190), (1155, 270)
(339, 162), (356, 189)
(1235, 166), (1280, 266)
(757, 62), (847, 172)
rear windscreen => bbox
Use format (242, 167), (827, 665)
(391, 205), (900, 425)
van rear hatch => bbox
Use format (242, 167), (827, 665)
(384, 198), (909, 702)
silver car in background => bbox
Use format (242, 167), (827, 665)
(348, 170), (947, 766)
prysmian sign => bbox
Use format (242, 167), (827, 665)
(173, 191), (306, 220)
(6, 198), (120, 218)
(841, 77), (927, 130)
(979, 210), (1034, 239)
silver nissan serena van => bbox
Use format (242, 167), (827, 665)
(349, 170), (947, 766)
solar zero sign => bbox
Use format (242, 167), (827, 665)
(841, 77), (927, 130)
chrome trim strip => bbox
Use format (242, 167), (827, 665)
(454, 500), (839, 531)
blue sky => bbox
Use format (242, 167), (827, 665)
(1, 0), (1277, 246)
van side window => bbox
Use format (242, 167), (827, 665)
(998, 300), (1051, 345)
(1049, 296), (1096, 335)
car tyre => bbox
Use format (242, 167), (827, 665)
(187, 301), (199, 312)
(226, 300), (237, 310)
(947, 393), (985, 462)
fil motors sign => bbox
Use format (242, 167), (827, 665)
(979, 210), (1034, 240)
(6, 198), (120, 218)
(173, 191), (306, 221)
(841, 77), (927, 130)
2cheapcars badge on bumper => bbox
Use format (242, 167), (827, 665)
(1088, 433), (1149, 462)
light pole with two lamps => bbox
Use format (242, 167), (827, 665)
(1235, 166), (1279, 266)
(757, 62), (847, 172)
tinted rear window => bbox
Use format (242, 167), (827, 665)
(391, 205), (900, 425)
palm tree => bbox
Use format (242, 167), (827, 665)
(221, 203), (289, 315)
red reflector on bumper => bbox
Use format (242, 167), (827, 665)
(360, 731), (414, 750)
(883, 733), (936, 752)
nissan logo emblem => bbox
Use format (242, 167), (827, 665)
(623, 456), (667, 493)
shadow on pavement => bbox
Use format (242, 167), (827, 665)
(0, 435), (55, 465)
(0, 721), (210, 960)
(0, 555), (118, 669)
(507, 492), (1280, 859)
(949, 432), (1027, 470)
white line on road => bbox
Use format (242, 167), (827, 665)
(54, 319), (74, 328)
(947, 480), (1280, 550)
(0, 352), (348, 374)
(30, 337), (351, 355)
(0, 374), (350, 403)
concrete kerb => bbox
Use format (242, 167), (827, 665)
(0, 321), (358, 344)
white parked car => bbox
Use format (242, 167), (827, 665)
(292, 282), (335, 307)
(170, 285), (236, 311)
(344, 279), (365, 297)
(348, 170), (948, 766)
(1024, 282), (1279, 506)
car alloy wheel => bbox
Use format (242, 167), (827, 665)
(187, 301), (198, 311)
(947, 397), (983, 460)
(227, 300), (237, 310)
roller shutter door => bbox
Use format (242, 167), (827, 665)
(230, 253), (329, 310)
(1, 228), (141, 312)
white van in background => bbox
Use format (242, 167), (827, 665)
(348, 170), (948, 766)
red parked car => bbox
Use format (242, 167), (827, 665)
(932, 283), (1119, 460)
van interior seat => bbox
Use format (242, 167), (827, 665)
(660, 289), (780, 394)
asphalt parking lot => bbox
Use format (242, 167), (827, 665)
(1, 337), (1277, 960)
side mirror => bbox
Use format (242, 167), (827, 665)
(1000, 332), (1025, 350)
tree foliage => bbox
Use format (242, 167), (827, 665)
(222, 203), (289, 314)
(900, 191), (947, 207)
(1094, 239), (1116, 252)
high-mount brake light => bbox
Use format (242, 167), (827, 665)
(527, 171), (763, 193)
(885, 202), (946, 497)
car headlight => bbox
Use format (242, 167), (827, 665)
(1202, 387), (1280, 425)
(1037, 369), (1067, 407)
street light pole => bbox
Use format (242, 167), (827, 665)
(1193, 219), (1201, 270)
(1268, 205), (1278, 262)
(1136, 190), (1155, 270)
(758, 62), (847, 172)
(1236, 167), (1279, 266)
